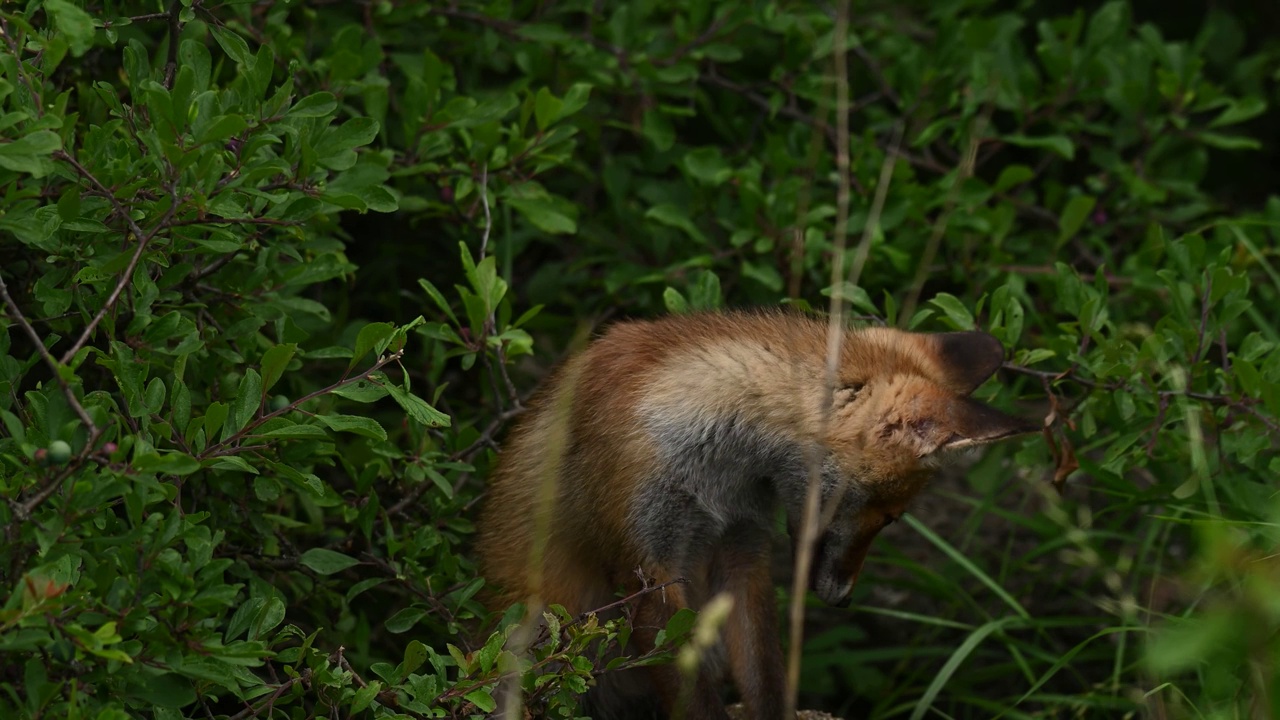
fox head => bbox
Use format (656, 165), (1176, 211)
(800, 328), (1037, 607)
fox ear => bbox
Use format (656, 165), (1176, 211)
(928, 332), (1007, 395)
(935, 397), (1039, 452)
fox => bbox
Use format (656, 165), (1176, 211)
(476, 310), (1036, 720)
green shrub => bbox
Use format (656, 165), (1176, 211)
(1, 1), (1278, 718)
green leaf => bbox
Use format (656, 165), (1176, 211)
(1197, 132), (1261, 151)
(993, 164), (1033, 192)
(0, 130), (62, 177)
(417, 279), (459, 326)
(315, 117), (380, 170)
(401, 640), (430, 677)
(223, 370), (263, 441)
(144, 377), (166, 415)
(329, 377), (389, 403)
(350, 322), (395, 371)
(249, 597), (286, 641)
(134, 452), (202, 476)
(385, 607), (427, 634)
(663, 287), (690, 314)
(642, 109), (675, 151)
(464, 689), (497, 714)
(299, 549), (360, 575)
(260, 344), (297, 395)
(682, 147), (732, 185)
(507, 197), (577, 235)
(533, 87), (563, 132)
(1058, 194), (1097, 244)
(315, 414), (388, 440)
(209, 456), (259, 474)
(204, 402), (229, 440)
(1002, 133), (1075, 160)
(928, 293), (976, 330)
(821, 281), (879, 316)
(289, 92), (337, 118)
(385, 384), (450, 428)
(45, 0), (96, 56)
(196, 114), (247, 144)
(1208, 97), (1266, 128)
(210, 26), (252, 66)
(351, 681), (382, 713)
(345, 578), (388, 603)
(128, 673), (197, 709)
(646, 204), (708, 244)
(256, 424), (329, 439)
(172, 381), (191, 431)
(559, 83), (592, 120)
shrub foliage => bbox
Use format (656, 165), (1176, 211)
(1, 1), (1279, 718)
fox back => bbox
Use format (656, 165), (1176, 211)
(476, 310), (1034, 720)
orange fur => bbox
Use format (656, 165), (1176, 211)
(476, 310), (1034, 720)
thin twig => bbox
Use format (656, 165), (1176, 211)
(1003, 362), (1280, 436)
(54, 151), (174, 364)
(226, 669), (311, 720)
(163, 0), (184, 88)
(0, 275), (97, 435)
(851, 43), (901, 107)
(201, 350), (406, 457)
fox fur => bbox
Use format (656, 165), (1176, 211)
(476, 310), (1035, 720)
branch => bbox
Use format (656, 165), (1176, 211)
(851, 43), (901, 108)
(226, 669), (311, 720)
(163, 0), (185, 88)
(54, 151), (177, 364)
(0, 275), (97, 436)
(1002, 362), (1280, 436)
(203, 350), (407, 456)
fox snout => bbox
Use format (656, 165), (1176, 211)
(811, 557), (855, 607)
(809, 531), (873, 607)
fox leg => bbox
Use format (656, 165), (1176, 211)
(712, 529), (788, 720)
(630, 571), (730, 720)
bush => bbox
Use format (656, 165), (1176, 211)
(1, 1), (1278, 718)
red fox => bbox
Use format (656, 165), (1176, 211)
(477, 310), (1035, 720)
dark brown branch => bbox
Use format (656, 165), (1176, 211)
(851, 43), (901, 107)
(0, 275), (97, 436)
(1003, 362), (1280, 435)
(167, 216), (297, 229)
(163, 0), (185, 88)
(54, 151), (177, 364)
(226, 669), (311, 720)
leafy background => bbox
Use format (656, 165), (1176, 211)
(2, 0), (1279, 718)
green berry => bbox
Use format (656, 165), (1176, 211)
(48, 440), (72, 464)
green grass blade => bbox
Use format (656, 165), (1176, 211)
(903, 513), (1031, 619)
(909, 616), (1026, 720)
